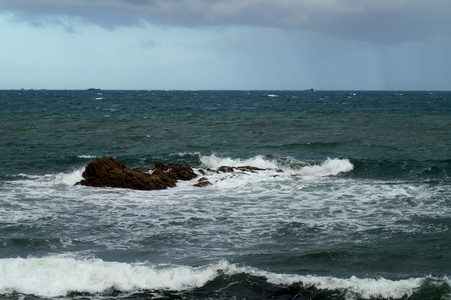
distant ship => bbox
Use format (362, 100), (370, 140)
(86, 88), (101, 91)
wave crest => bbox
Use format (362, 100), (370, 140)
(0, 257), (442, 299)
(200, 154), (354, 177)
(298, 157), (354, 177)
(0, 257), (224, 298)
(200, 154), (279, 170)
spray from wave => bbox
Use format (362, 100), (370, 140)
(56, 167), (85, 186)
(199, 154), (354, 177)
(200, 154), (279, 170)
(297, 157), (354, 176)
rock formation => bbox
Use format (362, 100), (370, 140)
(76, 156), (283, 190)
(193, 177), (212, 187)
(76, 156), (197, 190)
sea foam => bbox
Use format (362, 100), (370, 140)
(58, 167), (85, 186)
(0, 257), (223, 298)
(200, 154), (280, 170)
(226, 264), (429, 300)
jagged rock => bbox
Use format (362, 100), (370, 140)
(236, 166), (265, 172)
(217, 165), (276, 173)
(75, 156), (197, 190)
(217, 166), (235, 173)
(194, 177), (212, 187)
(76, 156), (284, 190)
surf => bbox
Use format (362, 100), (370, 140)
(198, 153), (354, 176)
(0, 257), (447, 299)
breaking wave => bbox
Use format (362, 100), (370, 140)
(0, 257), (219, 298)
(199, 154), (354, 177)
(200, 154), (280, 170)
(0, 257), (447, 299)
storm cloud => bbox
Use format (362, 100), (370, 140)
(1, 0), (451, 90)
(1, 0), (450, 44)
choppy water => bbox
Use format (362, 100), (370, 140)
(1, 90), (450, 299)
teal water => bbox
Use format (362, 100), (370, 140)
(0, 90), (450, 299)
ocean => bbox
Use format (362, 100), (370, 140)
(0, 90), (450, 299)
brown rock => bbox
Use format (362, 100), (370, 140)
(236, 166), (265, 172)
(75, 156), (284, 190)
(217, 166), (234, 173)
(168, 164), (198, 181)
(194, 177), (212, 187)
(76, 156), (197, 190)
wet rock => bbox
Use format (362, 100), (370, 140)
(76, 156), (197, 190)
(236, 166), (265, 172)
(217, 166), (235, 173)
(194, 177), (212, 187)
(76, 156), (284, 190)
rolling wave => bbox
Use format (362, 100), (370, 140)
(0, 257), (447, 299)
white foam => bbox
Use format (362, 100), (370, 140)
(298, 157), (354, 177)
(196, 167), (286, 190)
(0, 257), (225, 298)
(17, 173), (41, 179)
(295, 275), (423, 299)
(200, 154), (280, 170)
(199, 154), (354, 177)
(57, 168), (84, 186)
(12, 168), (84, 187)
(77, 155), (97, 159)
(230, 265), (427, 300)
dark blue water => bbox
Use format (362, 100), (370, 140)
(0, 90), (450, 299)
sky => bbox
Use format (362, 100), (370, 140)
(1, 0), (451, 90)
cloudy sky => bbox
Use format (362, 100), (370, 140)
(1, 0), (450, 90)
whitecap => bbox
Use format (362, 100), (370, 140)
(57, 167), (85, 186)
(200, 153), (279, 170)
(298, 157), (354, 177)
(199, 154), (353, 177)
(225, 264), (429, 300)
(13, 168), (84, 187)
(0, 257), (225, 298)
(77, 155), (97, 159)
(262, 272), (425, 300)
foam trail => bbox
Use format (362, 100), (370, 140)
(233, 266), (426, 300)
(285, 275), (423, 299)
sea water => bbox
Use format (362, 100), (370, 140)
(0, 90), (450, 299)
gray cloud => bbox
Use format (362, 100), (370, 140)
(1, 0), (450, 43)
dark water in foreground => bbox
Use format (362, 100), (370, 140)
(0, 90), (450, 299)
